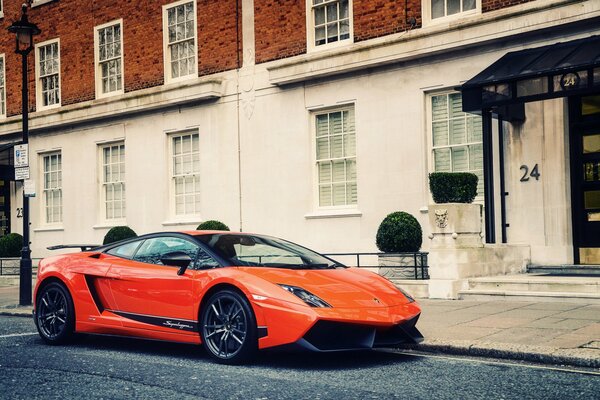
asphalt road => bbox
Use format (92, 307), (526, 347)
(1, 316), (598, 400)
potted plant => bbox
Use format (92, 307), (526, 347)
(0, 233), (23, 275)
(428, 172), (481, 247)
(103, 226), (137, 245)
(196, 220), (230, 231)
(376, 211), (426, 279)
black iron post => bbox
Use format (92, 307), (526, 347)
(18, 45), (31, 306)
(482, 108), (496, 244)
(9, 4), (40, 306)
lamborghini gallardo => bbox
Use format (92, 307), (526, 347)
(33, 231), (423, 363)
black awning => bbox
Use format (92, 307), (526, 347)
(462, 35), (600, 113)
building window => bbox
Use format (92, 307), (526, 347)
(163, 0), (197, 83)
(0, 55), (5, 118)
(310, 0), (351, 48)
(101, 143), (125, 220)
(171, 132), (200, 215)
(35, 40), (60, 110)
(95, 21), (123, 97)
(315, 107), (357, 207)
(430, 92), (483, 195)
(42, 152), (62, 224)
(428, 0), (478, 20)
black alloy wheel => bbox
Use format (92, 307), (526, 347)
(201, 289), (257, 364)
(35, 282), (75, 344)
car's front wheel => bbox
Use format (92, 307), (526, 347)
(35, 281), (76, 345)
(200, 289), (257, 364)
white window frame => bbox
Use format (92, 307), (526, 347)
(306, 0), (353, 53)
(41, 151), (63, 225)
(35, 38), (61, 111)
(94, 19), (124, 99)
(0, 54), (6, 118)
(311, 104), (358, 210)
(162, 0), (198, 84)
(168, 130), (201, 218)
(426, 90), (484, 201)
(422, 0), (481, 26)
(99, 142), (126, 223)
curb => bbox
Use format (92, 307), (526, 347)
(0, 308), (33, 318)
(401, 339), (600, 369)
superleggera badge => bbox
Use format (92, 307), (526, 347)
(163, 321), (194, 330)
(373, 298), (380, 303)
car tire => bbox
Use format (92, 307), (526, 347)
(35, 281), (76, 345)
(200, 289), (258, 364)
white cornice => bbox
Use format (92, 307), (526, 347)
(0, 78), (224, 136)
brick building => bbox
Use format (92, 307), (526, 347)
(0, 0), (598, 272)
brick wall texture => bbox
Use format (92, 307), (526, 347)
(254, 0), (307, 64)
(0, 0), (241, 117)
(0, 0), (538, 116)
(482, 0), (536, 13)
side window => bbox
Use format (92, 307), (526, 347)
(106, 240), (142, 259)
(195, 248), (220, 269)
(133, 236), (199, 266)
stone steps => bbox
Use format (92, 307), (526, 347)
(459, 275), (600, 303)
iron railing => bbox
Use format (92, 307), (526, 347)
(323, 252), (429, 280)
(0, 258), (41, 276)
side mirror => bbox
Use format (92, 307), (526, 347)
(160, 251), (192, 275)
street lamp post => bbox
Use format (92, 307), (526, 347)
(8, 4), (40, 306)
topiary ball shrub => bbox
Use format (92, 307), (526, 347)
(376, 212), (422, 253)
(103, 226), (137, 245)
(0, 233), (23, 257)
(429, 172), (478, 204)
(196, 220), (230, 231)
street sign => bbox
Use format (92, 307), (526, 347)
(24, 179), (36, 197)
(14, 144), (29, 167)
(15, 166), (30, 180)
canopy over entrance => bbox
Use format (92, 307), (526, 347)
(460, 35), (600, 249)
(462, 35), (600, 113)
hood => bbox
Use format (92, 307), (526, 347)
(238, 267), (409, 308)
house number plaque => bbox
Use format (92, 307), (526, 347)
(520, 164), (541, 182)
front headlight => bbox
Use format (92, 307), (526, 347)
(277, 284), (332, 308)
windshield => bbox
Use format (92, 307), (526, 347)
(195, 234), (344, 269)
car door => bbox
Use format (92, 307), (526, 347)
(106, 235), (201, 333)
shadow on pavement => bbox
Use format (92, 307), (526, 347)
(36, 333), (418, 370)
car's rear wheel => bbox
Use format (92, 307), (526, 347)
(35, 282), (76, 345)
(200, 289), (257, 364)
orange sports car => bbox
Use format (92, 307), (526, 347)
(33, 231), (423, 364)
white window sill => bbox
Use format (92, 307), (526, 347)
(162, 219), (201, 227)
(34, 226), (64, 232)
(304, 209), (362, 220)
(32, 0), (55, 8)
(37, 103), (61, 112)
(93, 222), (127, 230)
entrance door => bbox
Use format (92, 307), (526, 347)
(0, 180), (10, 236)
(570, 95), (600, 264)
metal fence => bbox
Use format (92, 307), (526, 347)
(0, 258), (41, 276)
(323, 252), (429, 280)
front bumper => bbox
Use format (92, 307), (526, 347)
(295, 314), (423, 352)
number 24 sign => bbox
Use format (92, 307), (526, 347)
(520, 164), (540, 182)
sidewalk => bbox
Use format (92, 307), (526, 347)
(1, 283), (598, 368)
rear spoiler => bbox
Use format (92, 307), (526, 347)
(47, 244), (101, 252)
